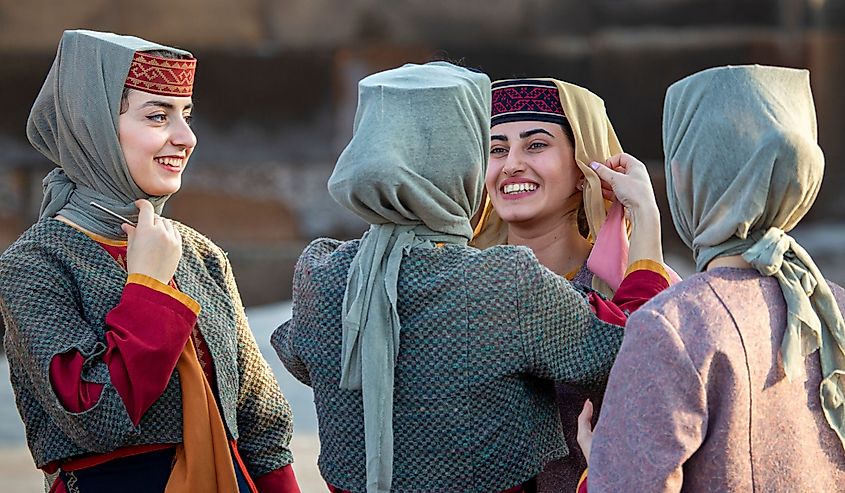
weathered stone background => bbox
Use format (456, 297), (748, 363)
(1, 0), (844, 311)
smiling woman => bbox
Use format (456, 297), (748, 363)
(0, 30), (300, 493)
(119, 87), (196, 197)
(471, 78), (671, 493)
(487, 121), (585, 252)
(474, 79), (666, 290)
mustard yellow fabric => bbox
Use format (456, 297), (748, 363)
(624, 259), (670, 285)
(166, 339), (239, 493)
(125, 273), (200, 315)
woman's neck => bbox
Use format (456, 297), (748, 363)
(507, 218), (592, 277)
(706, 255), (753, 271)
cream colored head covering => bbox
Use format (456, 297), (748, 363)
(472, 78), (622, 295)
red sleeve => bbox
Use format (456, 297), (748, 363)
(49, 274), (199, 425)
(611, 268), (669, 314)
(587, 260), (670, 326)
(587, 292), (629, 327)
(577, 468), (589, 493)
(255, 464), (302, 493)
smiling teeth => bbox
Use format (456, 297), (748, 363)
(503, 183), (537, 194)
(156, 157), (182, 167)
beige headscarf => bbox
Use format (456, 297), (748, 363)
(472, 78), (622, 296)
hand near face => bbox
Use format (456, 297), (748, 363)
(593, 153), (664, 264)
(589, 153), (658, 213)
(122, 199), (183, 284)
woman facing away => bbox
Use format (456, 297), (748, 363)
(272, 62), (667, 493)
(0, 30), (300, 492)
(577, 65), (845, 492)
(472, 78), (673, 492)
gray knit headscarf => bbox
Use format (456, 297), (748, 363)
(28, 29), (193, 239)
(327, 61), (490, 493)
(663, 64), (845, 450)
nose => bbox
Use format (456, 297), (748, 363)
(170, 117), (197, 151)
(501, 148), (525, 176)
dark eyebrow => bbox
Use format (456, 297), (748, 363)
(519, 128), (554, 139)
(140, 100), (193, 111)
(491, 134), (507, 142)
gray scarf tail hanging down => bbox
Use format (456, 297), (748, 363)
(328, 61), (491, 493)
(663, 64), (845, 451)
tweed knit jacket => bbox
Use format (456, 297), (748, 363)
(0, 218), (294, 477)
(272, 238), (623, 493)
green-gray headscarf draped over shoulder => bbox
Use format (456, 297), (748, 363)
(327, 61), (490, 493)
(27, 29), (193, 239)
(663, 65), (845, 451)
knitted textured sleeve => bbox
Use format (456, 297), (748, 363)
(516, 251), (625, 392)
(0, 240), (139, 452)
(271, 241), (315, 387)
(215, 251), (295, 477)
(273, 319), (309, 386)
(49, 279), (197, 424)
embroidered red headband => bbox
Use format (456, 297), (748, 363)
(491, 79), (566, 127)
(124, 51), (196, 97)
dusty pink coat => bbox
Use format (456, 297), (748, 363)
(590, 267), (845, 492)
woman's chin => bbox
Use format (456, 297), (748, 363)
(496, 209), (539, 225)
(140, 180), (182, 197)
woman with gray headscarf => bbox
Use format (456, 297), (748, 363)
(273, 61), (667, 493)
(576, 65), (845, 492)
(0, 30), (299, 492)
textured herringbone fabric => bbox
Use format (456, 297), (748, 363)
(0, 218), (294, 478)
(326, 61), (490, 492)
(273, 238), (623, 493)
(537, 264), (600, 493)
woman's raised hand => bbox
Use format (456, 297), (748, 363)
(590, 153), (658, 214)
(122, 199), (182, 284)
(591, 153), (664, 265)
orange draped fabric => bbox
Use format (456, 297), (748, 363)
(165, 337), (239, 493)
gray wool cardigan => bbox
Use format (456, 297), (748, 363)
(0, 218), (294, 478)
(273, 238), (624, 493)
